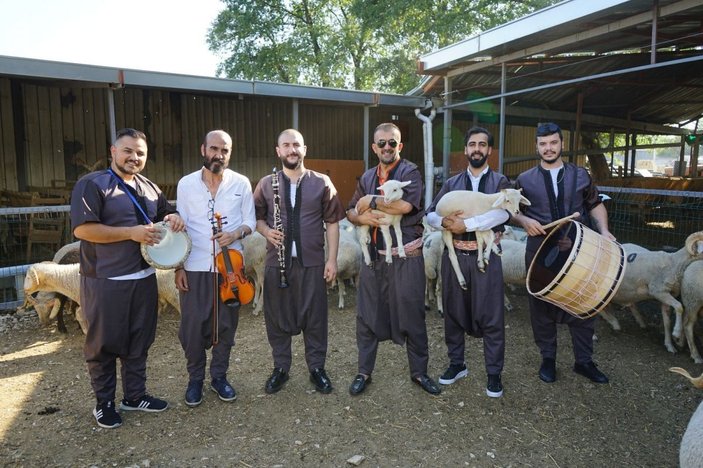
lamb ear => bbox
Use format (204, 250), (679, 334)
(492, 192), (507, 208)
(400, 180), (411, 188)
(520, 195), (531, 206)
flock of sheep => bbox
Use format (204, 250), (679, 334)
(17, 191), (703, 466)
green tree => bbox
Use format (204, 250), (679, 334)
(208, 0), (558, 93)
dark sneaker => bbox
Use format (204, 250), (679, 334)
(185, 380), (204, 407)
(119, 394), (169, 412)
(486, 374), (503, 398)
(438, 363), (468, 385)
(573, 361), (609, 384)
(93, 401), (122, 429)
(210, 377), (237, 402)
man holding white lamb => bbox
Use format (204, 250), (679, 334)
(426, 126), (512, 398)
(347, 122), (441, 396)
(513, 122), (614, 385)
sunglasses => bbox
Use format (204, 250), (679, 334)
(376, 139), (398, 149)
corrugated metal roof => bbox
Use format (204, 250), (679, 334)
(0, 55), (429, 109)
(415, 0), (703, 132)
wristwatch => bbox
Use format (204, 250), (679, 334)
(240, 228), (247, 239)
(369, 199), (377, 210)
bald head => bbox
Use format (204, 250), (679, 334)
(277, 128), (304, 147)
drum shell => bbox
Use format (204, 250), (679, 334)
(526, 220), (626, 319)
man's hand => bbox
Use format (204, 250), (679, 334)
(264, 227), (285, 248)
(324, 259), (337, 284)
(175, 269), (189, 292)
(441, 210), (466, 235)
(164, 213), (185, 232)
(131, 224), (163, 245)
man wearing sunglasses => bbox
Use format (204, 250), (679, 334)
(513, 122), (614, 385)
(425, 126), (511, 398)
(346, 122), (441, 396)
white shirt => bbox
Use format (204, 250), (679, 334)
(177, 168), (256, 272)
(427, 167), (509, 231)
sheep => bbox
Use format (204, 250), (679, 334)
(357, 179), (411, 265)
(599, 231), (703, 353)
(681, 260), (703, 363)
(24, 263), (85, 333)
(500, 239), (527, 312)
(669, 367), (703, 468)
(333, 220), (362, 309)
(25, 241), (81, 332)
(242, 231), (266, 315)
(434, 188), (531, 289)
(24, 262), (180, 334)
(423, 230), (444, 315)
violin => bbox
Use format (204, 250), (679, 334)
(213, 213), (255, 307)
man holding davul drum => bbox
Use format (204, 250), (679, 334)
(513, 122), (614, 385)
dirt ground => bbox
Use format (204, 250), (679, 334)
(0, 287), (701, 468)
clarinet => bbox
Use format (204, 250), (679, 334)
(271, 167), (289, 288)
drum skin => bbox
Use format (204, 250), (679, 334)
(141, 221), (192, 270)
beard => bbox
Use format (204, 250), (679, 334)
(539, 150), (562, 165)
(203, 156), (226, 174)
(113, 159), (142, 176)
(468, 153), (488, 168)
(378, 150), (398, 165)
(281, 155), (302, 170)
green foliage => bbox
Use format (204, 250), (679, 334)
(208, 0), (558, 93)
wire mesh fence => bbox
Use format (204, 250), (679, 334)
(599, 186), (703, 250)
(0, 187), (701, 309)
(0, 205), (72, 308)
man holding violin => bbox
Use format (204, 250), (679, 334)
(175, 129), (256, 407)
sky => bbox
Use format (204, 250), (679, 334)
(0, 0), (224, 77)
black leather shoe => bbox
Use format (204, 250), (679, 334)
(539, 358), (557, 383)
(310, 368), (333, 394)
(412, 374), (441, 395)
(349, 374), (371, 396)
(573, 361), (609, 384)
(265, 368), (289, 394)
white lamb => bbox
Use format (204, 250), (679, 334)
(598, 231), (703, 353)
(434, 188), (531, 289)
(681, 260), (703, 363)
(357, 179), (411, 265)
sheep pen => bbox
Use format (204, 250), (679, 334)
(0, 283), (700, 466)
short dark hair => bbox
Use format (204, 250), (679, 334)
(536, 122), (563, 141)
(373, 122), (401, 139)
(114, 128), (146, 144)
(464, 126), (493, 147)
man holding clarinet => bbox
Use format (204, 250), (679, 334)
(253, 129), (345, 394)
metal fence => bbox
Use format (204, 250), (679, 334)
(0, 205), (72, 309)
(1, 187), (702, 310)
(598, 186), (703, 250)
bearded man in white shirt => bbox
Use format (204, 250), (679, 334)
(175, 130), (256, 407)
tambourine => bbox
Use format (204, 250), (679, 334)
(141, 221), (192, 270)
